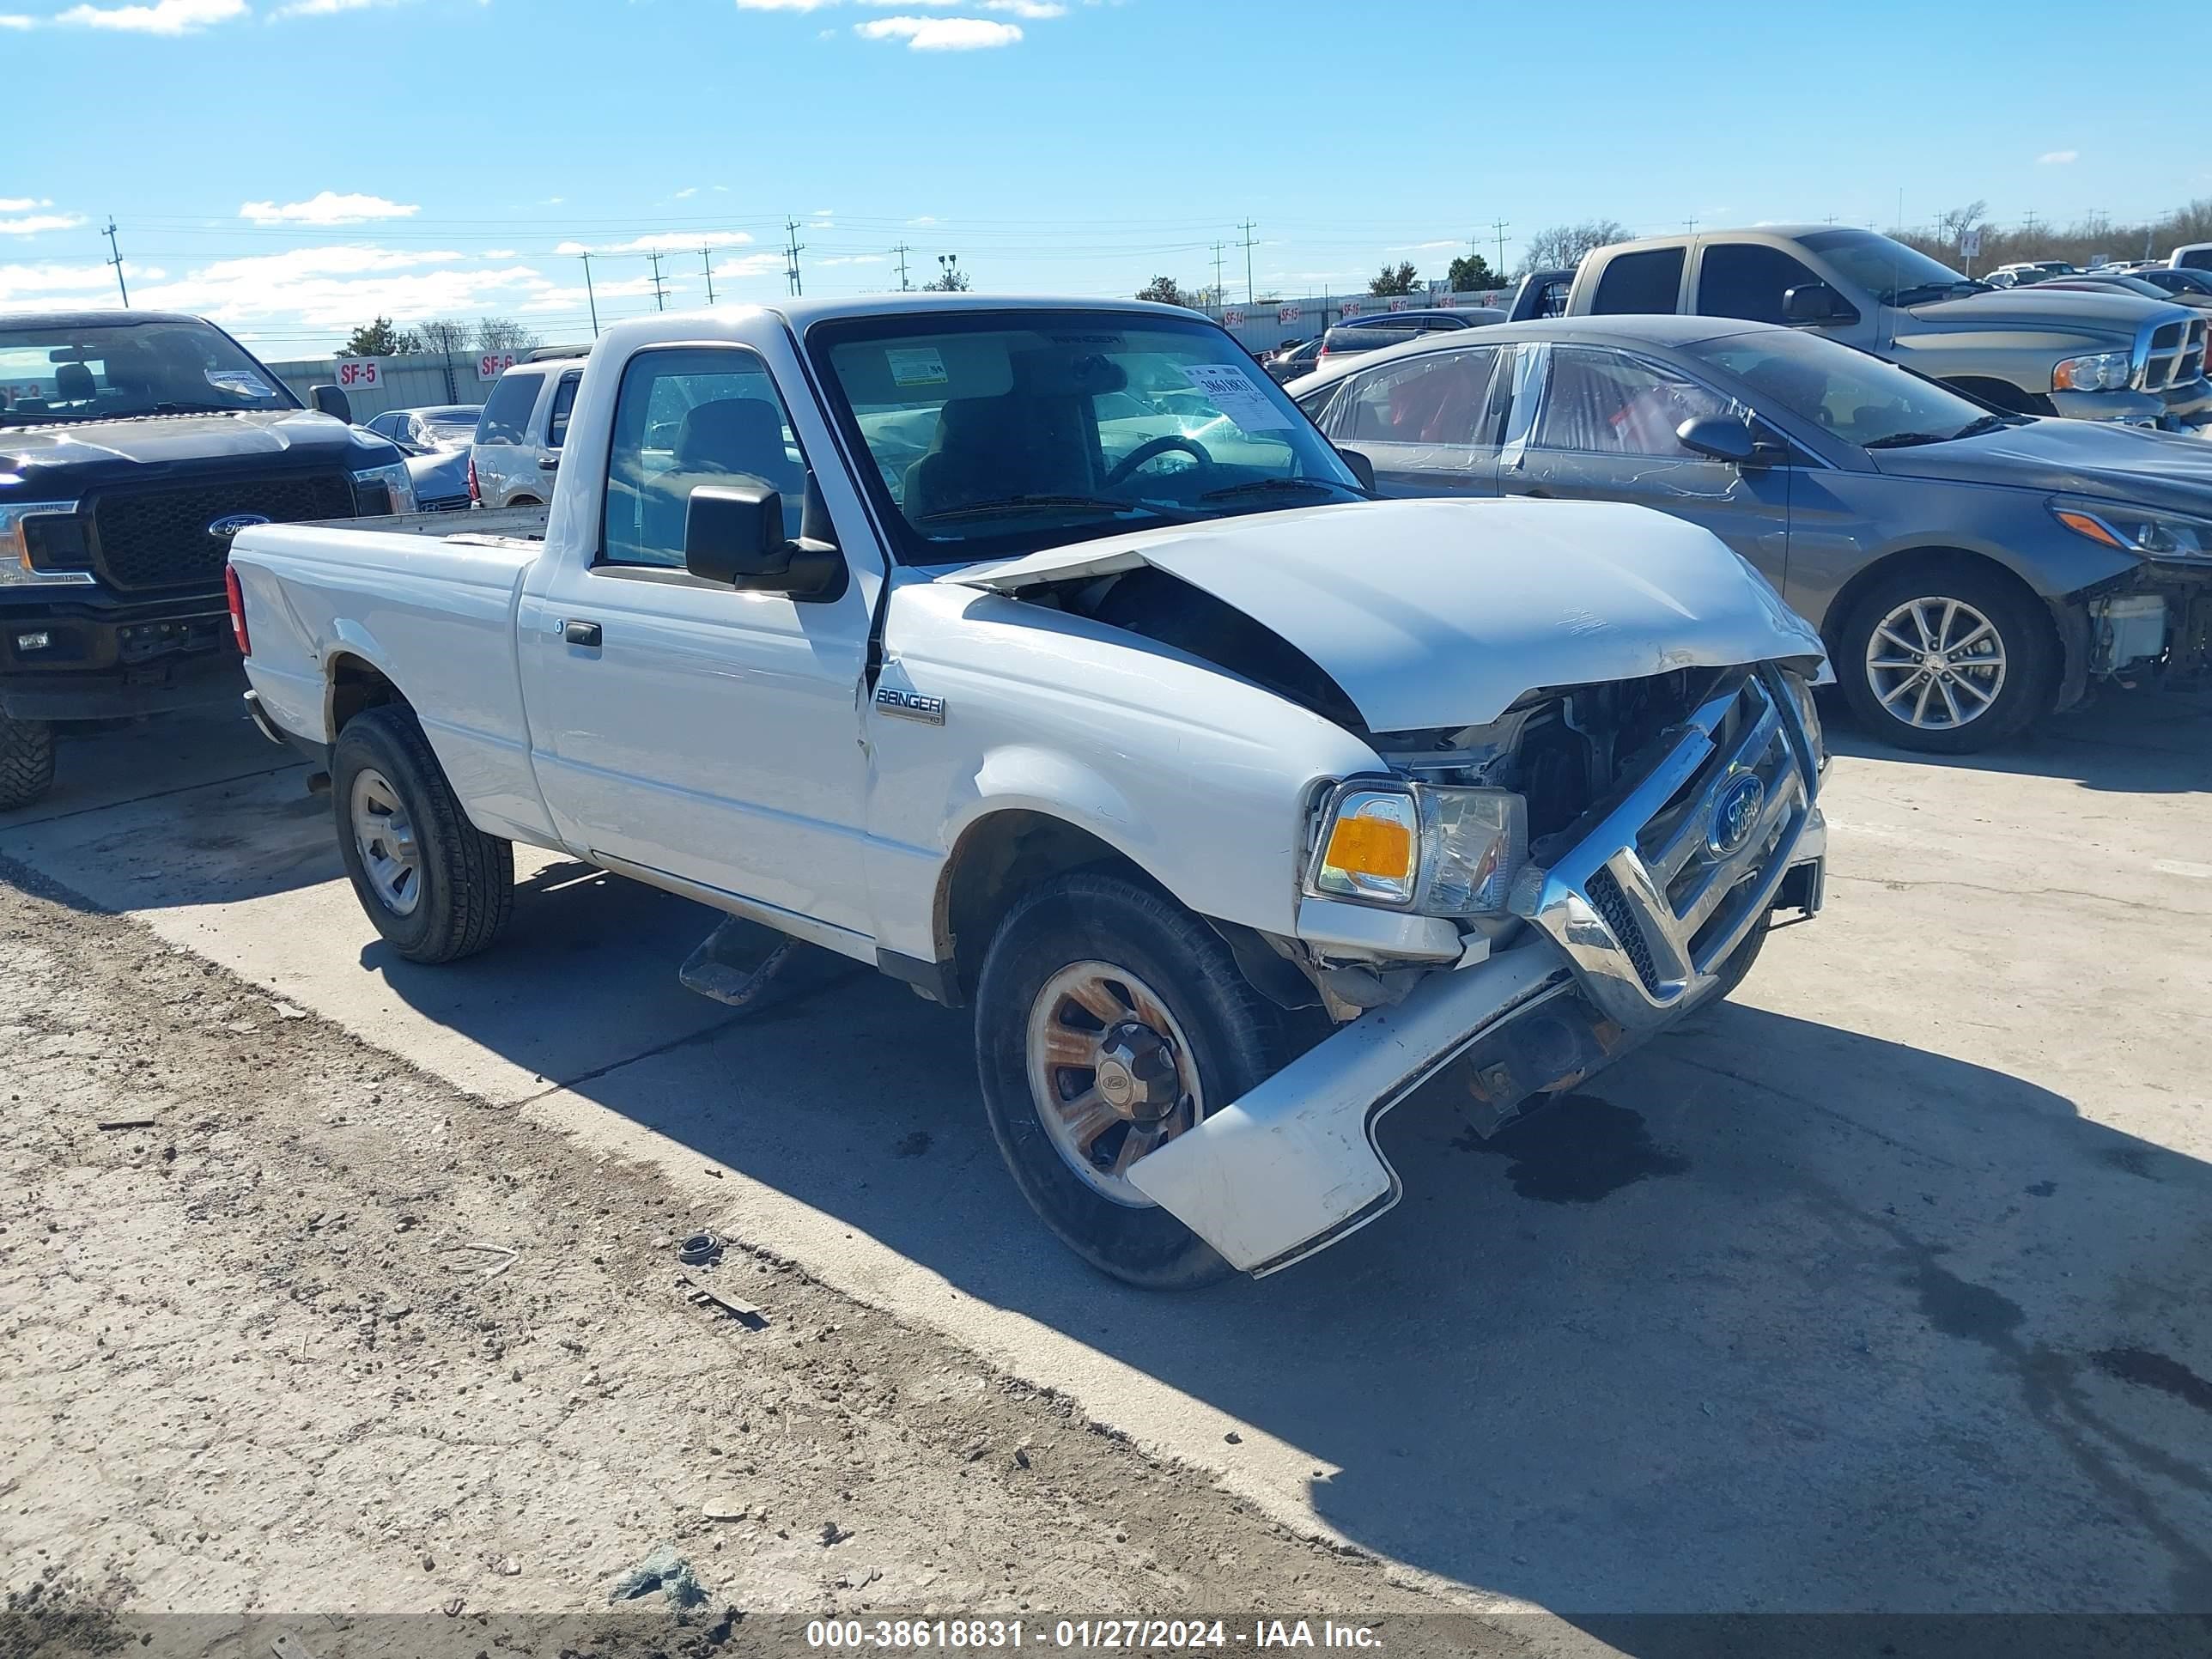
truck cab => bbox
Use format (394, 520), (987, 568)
(0, 310), (408, 811)
(1564, 226), (2212, 433)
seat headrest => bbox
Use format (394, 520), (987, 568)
(54, 362), (96, 403)
(676, 398), (787, 472)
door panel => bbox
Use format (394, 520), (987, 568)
(1499, 344), (1791, 588)
(516, 344), (874, 935)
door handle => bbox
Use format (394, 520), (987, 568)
(538, 458), (560, 472)
(562, 620), (602, 648)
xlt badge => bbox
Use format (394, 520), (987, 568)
(876, 686), (946, 726)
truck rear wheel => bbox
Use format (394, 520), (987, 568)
(1835, 560), (2054, 754)
(974, 872), (1290, 1290)
(331, 704), (514, 963)
(0, 714), (55, 812)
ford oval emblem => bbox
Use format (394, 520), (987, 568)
(206, 513), (272, 542)
(1708, 774), (1766, 858)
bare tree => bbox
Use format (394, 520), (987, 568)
(415, 319), (470, 356)
(475, 317), (540, 354)
(1517, 219), (1630, 276)
(1934, 201), (1989, 247)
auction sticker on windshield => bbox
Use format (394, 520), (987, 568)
(1177, 362), (1292, 431)
(205, 369), (273, 398)
(887, 347), (949, 388)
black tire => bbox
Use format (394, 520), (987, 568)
(0, 714), (55, 812)
(1704, 909), (1769, 1005)
(1835, 559), (2055, 754)
(974, 872), (1290, 1291)
(331, 704), (514, 963)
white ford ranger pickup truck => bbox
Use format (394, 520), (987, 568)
(228, 295), (1831, 1288)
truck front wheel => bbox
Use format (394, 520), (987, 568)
(974, 872), (1290, 1290)
(331, 704), (514, 963)
(0, 714), (55, 812)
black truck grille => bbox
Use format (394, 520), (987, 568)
(88, 474), (355, 592)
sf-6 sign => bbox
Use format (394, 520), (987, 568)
(478, 352), (519, 382)
(333, 358), (383, 390)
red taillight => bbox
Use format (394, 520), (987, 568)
(225, 562), (250, 657)
(467, 455), (479, 504)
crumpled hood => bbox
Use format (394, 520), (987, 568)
(1905, 287), (2187, 339)
(0, 409), (386, 495)
(947, 498), (1826, 732)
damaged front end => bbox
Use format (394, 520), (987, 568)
(1127, 662), (1827, 1276)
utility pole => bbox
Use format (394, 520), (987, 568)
(1684, 217), (1698, 236)
(579, 252), (599, 337)
(892, 243), (912, 291)
(784, 219), (805, 297)
(1211, 241), (1226, 310)
(700, 246), (716, 306)
(1237, 219), (1258, 306)
(1491, 218), (1509, 278)
(647, 250), (667, 313)
(102, 218), (129, 307)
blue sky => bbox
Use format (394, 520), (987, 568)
(3, 0), (2203, 356)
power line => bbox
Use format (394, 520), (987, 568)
(579, 252), (599, 337)
(785, 219), (805, 297)
(103, 218), (129, 307)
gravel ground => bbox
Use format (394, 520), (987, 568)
(0, 864), (1540, 1658)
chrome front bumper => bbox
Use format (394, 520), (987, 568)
(1129, 666), (1825, 1276)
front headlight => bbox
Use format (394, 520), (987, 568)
(350, 460), (417, 516)
(0, 501), (95, 588)
(1308, 781), (1527, 916)
(2051, 497), (2212, 559)
(2051, 351), (2135, 393)
(1778, 670), (1828, 775)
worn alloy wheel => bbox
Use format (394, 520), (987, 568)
(349, 768), (423, 916)
(1837, 562), (2053, 754)
(1025, 961), (1207, 1207)
(1862, 596), (2007, 734)
(975, 872), (1291, 1289)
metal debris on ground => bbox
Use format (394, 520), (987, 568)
(678, 1231), (725, 1267)
(270, 1635), (319, 1659)
(678, 1274), (768, 1330)
(608, 1545), (706, 1607)
(94, 1119), (158, 1132)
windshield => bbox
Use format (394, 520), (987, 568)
(1683, 328), (2006, 450)
(809, 309), (1364, 566)
(0, 317), (295, 426)
(422, 405), (481, 426)
(1798, 229), (1983, 307)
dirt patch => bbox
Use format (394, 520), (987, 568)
(0, 866), (1525, 1648)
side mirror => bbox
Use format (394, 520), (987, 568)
(684, 483), (844, 599)
(310, 384), (354, 422)
(1335, 446), (1377, 493)
(1781, 283), (1858, 327)
(1677, 414), (1761, 466)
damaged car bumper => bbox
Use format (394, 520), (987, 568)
(1129, 666), (1826, 1276)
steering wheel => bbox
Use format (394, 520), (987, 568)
(1104, 434), (1213, 487)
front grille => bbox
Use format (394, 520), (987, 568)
(88, 473), (355, 592)
(1585, 867), (1659, 994)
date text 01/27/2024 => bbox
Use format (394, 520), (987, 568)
(804, 1620), (1385, 1650)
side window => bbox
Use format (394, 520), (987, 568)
(1336, 348), (1503, 447)
(1697, 243), (1824, 325)
(1532, 348), (1737, 459)
(1295, 384), (1338, 426)
(1589, 248), (1686, 315)
(601, 346), (814, 570)
(545, 372), (581, 448)
(477, 372), (542, 446)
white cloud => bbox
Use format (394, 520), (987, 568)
(734, 0), (838, 8)
(0, 198), (54, 211)
(0, 214), (85, 236)
(480, 248), (518, 260)
(240, 191), (420, 225)
(2038, 149), (2078, 165)
(554, 229), (758, 255)
(0, 15), (34, 27)
(674, 186), (699, 199)
(856, 15), (1020, 48)
(55, 0), (246, 33)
